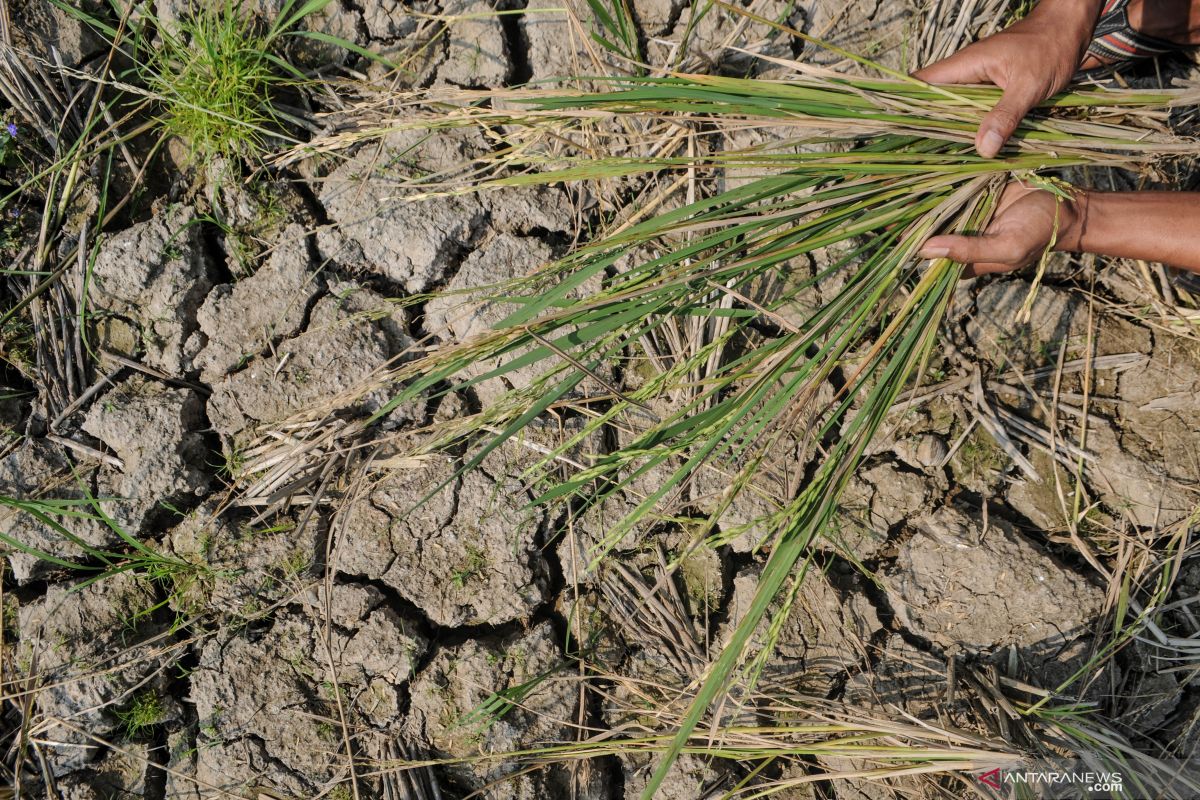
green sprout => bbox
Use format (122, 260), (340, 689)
(117, 690), (165, 739)
(450, 546), (488, 589)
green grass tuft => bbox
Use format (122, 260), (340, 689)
(141, 1), (286, 165)
(117, 690), (165, 739)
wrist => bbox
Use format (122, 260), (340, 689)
(1055, 189), (1090, 253)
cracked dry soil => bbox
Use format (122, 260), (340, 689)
(3, 0), (1200, 798)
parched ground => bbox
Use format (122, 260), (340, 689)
(2, 0), (1200, 798)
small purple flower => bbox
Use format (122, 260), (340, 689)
(5, 123), (16, 137)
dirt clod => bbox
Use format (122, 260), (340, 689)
(438, 0), (512, 87)
(317, 132), (490, 293)
(404, 620), (577, 797)
(195, 223), (325, 381)
(88, 205), (212, 377)
(82, 375), (210, 534)
(206, 282), (410, 436)
(16, 574), (169, 776)
(189, 583), (428, 794)
(884, 506), (1103, 663)
(339, 457), (549, 627)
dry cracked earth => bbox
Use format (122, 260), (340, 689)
(3, 0), (1200, 798)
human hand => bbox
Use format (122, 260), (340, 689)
(913, 0), (1103, 157)
(919, 182), (1085, 278)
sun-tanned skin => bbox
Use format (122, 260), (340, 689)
(913, 0), (1200, 276)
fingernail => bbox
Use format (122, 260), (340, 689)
(920, 246), (950, 258)
(979, 130), (1004, 158)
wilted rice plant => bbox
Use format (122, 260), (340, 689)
(283, 40), (1199, 797)
(378, 694), (1025, 797)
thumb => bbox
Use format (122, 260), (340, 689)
(976, 82), (1043, 158)
(919, 233), (1021, 266)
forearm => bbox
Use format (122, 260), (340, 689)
(1033, 0), (1107, 45)
(1058, 191), (1200, 271)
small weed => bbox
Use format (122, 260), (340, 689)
(0, 316), (35, 377)
(319, 680), (347, 704)
(208, 182), (288, 275)
(117, 690), (165, 739)
(197, 531), (214, 559)
(450, 546), (488, 589)
(199, 715), (224, 748)
(0, 492), (213, 592)
(285, 648), (314, 679)
(216, 443), (247, 479)
(484, 647), (527, 669)
(246, 520), (297, 539)
(2, 596), (17, 635)
(237, 597), (262, 618)
(0, 122), (25, 252)
(276, 547), (311, 579)
(955, 428), (1009, 483)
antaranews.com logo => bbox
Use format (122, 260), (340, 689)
(974, 763), (1125, 797)
(972, 756), (1200, 798)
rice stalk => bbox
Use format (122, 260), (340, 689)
(584, 0), (643, 67)
(284, 71), (1196, 175)
(260, 36), (1200, 797)
(0, 491), (207, 593)
(367, 697), (1024, 798)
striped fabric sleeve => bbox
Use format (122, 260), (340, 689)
(1086, 0), (1181, 62)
